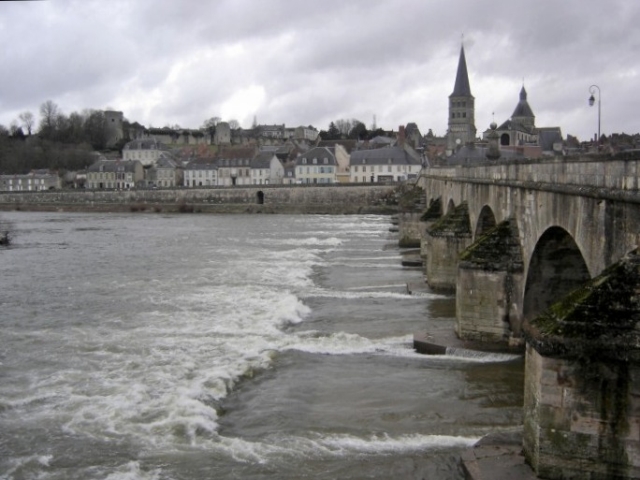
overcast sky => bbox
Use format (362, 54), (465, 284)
(1, 0), (638, 141)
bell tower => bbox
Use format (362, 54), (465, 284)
(446, 44), (476, 155)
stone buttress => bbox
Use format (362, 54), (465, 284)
(424, 202), (472, 291)
(456, 218), (524, 344)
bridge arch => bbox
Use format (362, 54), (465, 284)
(523, 226), (591, 321)
(474, 205), (497, 239)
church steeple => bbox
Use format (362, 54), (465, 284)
(447, 43), (476, 155)
(451, 45), (472, 97)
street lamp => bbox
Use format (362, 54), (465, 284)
(588, 84), (601, 147)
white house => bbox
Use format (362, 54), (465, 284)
(349, 146), (422, 183)
(184, 160), (218, 187)
(251, 152), (284, 185)
(122, 138), (168, 166)
(295, 147), (337, 184)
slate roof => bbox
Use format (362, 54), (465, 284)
(316, 139), (358, 153)
(251, 152), (277, 169)
(87, 160), (140, 173)
(155, 153), (177, 169)
(124, 138), (166, 150)
(297, 147), (337, 165)
(450, 45), (472, 97)
(496, 119), (537, 135)
(185, 161), (217, 171)
(350, 146), (420, 165)
(511, 86), (535, 119)
(537, 127), (563, 152)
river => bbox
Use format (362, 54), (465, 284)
(0, 212), (523, 479)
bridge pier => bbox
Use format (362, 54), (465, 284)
(522, 250), (640, 479)
(424, 202), (472, 291)
(419, 198), (442, 266)
(456, 219), (525, 343)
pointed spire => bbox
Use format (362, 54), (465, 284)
(451, 45), (472, 97)
(519, 85), (527, 101)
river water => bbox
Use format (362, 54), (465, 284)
(0, 212), (524, 479)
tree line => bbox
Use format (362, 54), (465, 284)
(0, 100), (124, 176)
(318, 119), (386, 141)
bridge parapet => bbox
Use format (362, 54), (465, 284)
(424, 153), (640, 194)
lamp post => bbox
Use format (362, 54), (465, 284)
(588, 84), (601, 147)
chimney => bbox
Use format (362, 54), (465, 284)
(398, 125), (406, 147)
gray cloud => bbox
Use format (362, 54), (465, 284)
(1, 0), (638, 140)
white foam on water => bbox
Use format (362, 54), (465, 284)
(49, 286), (313, 448)
(326, 261), (406, 269)
(302, 288), (444, 301)
(308, 432), (480, 454)
(346, 283), (408, 290)
(444, 347), (522, 363)
(283, 332), (420, 358)
(201, 431), (480, 465)
(0, 454), (54, 480)
(258, 236), (344, 247)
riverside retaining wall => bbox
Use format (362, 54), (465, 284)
(0, 184), (399, 214)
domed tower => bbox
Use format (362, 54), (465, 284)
(446, 44), (476, 155)
(511, 85), (535, 130)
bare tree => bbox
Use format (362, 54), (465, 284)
(39, 100), (60, 131)
(18, 111), (35, 135)
(227, 119), (240, 129)
(334, 119), (353, 136)
(201, 116), (221, 130)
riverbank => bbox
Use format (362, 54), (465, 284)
(0, 202), (400, 215)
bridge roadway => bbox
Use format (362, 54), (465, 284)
(418, 151), (640, 343)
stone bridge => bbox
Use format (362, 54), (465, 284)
(419, 152), (640, 343)
(418, 152), (640, 479)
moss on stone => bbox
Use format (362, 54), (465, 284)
(459, 218), (523, 272)
(525, 250), (640, 362)
(420, 197), (442, 221)
(427, 202), (472, 237)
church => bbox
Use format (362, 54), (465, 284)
(445, 44), (563, 160)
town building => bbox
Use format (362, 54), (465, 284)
(217, 157), (253, 186)
(145, 154), (182, 188)
(295, 147), (337, 184)
(294, 125), (319, 142)
(183, 160), (218, 187)
(0, 170), (61, 192)
(122, 138), (169, 166)
(349, 146), (421, 183)
(282, 165), (296, 184)
(251, 152), (284, 185)
(86, 160), (144, 189)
